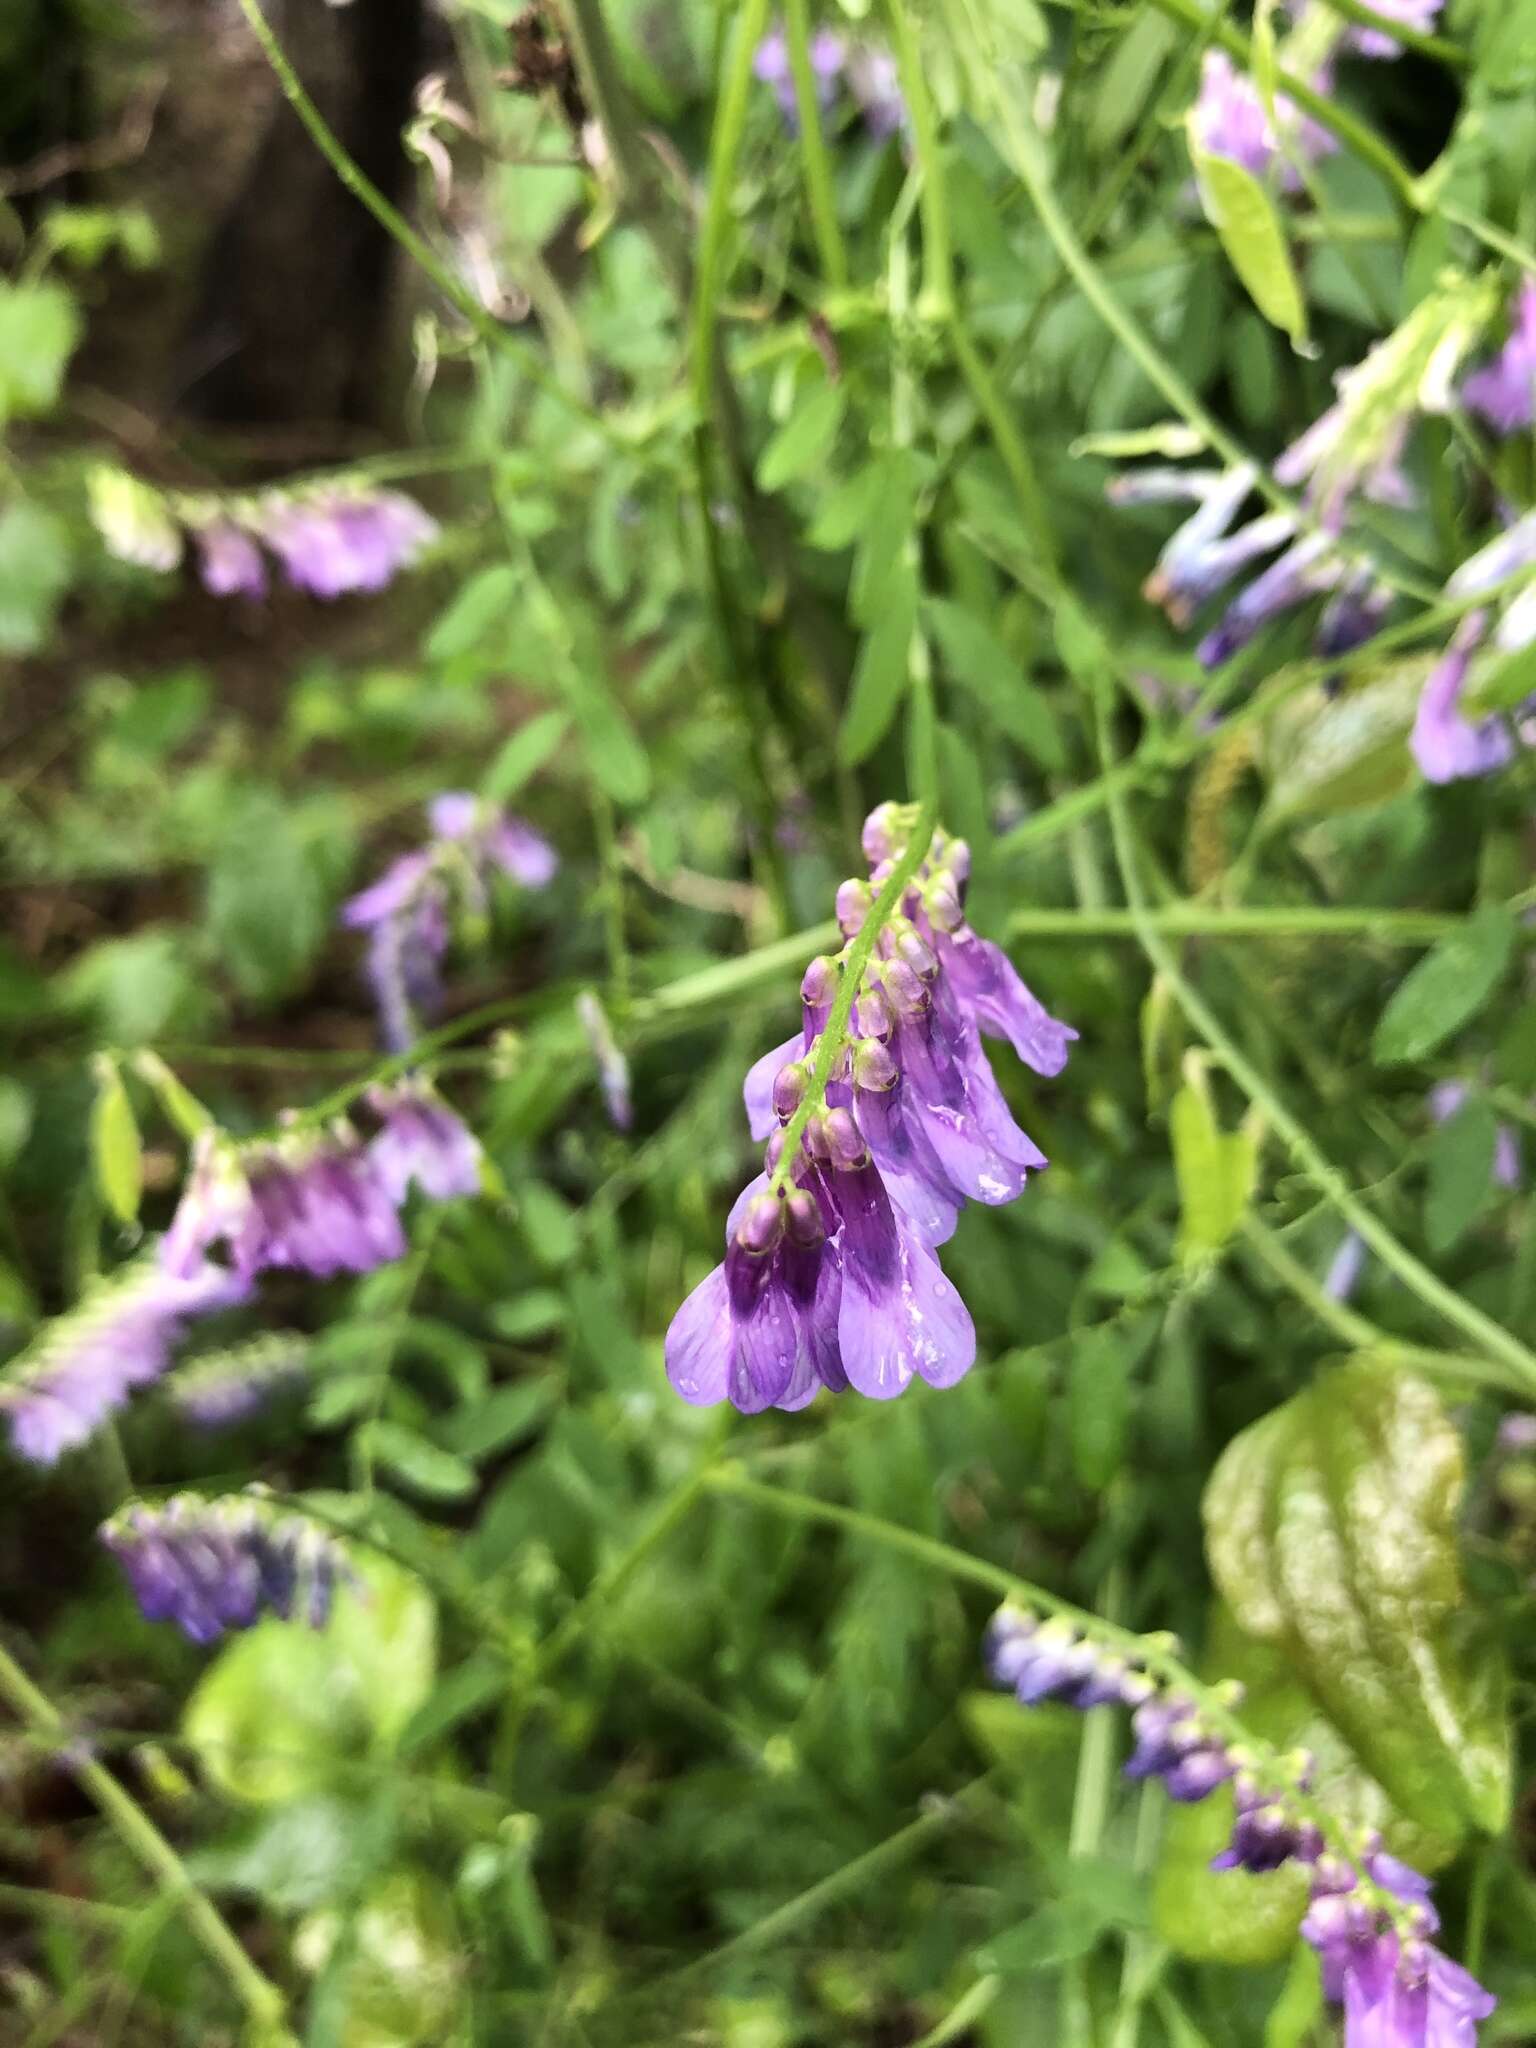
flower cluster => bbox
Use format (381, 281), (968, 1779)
(0, 1083), (480, 1468)
(343, 793), (558, 1050)
(1191, 50), (1335, 189)
(89, 464), (438, 602)
(162, 1080), (482, 1284)
(666, 805), (1074, 1413)
(985, 1605), (1496, 2045)
(754, 21), (906, 140)
(101, 1492), (353, 1644)
(0, 1260), (249, 1466)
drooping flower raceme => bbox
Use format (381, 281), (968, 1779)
(161, 1122), (408, 1284)
(343, 793), (558, 1050)
(101, 1492), (353, 1644)
(665, 806), (1074, 1412)
(89, 466), (439, 602)
(985, 1604), (1496, 2046)
(0, 1257), (249, 1466)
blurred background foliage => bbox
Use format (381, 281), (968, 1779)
(1, 0), (1535, 2044)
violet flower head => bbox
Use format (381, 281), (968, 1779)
(753, 22), (844, 128)
(1303, 1893), (1494, 2047)
(160, 1124), (406, 1284)
(1410, 612), (1515, 785)
(1339, 0), (1445, 58)
(169, 1333), (309, 1430)
(669, 805), (1072, 1414)
(367, 1080), (483, 1205)
(1463, 282), (1536, 436)
(101, 1492), (353, 1644)
(576, 991), (633, 1132)
(1324, 1230), (1368, 1304)
(258, 487), (438, 599)
(844, 45), (906, 139)
(0, 1258), (249, 1466)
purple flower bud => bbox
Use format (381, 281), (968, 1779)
(852, 1037), (898, 1092)
(836, 878), (873, 935)
(1411, 611), (1514, 784)
(784, 1189), (825, 1248)
(882, 959), (928, 1015)
(736, 1191), (786, 1256)
(861, 803), (902, 866)
(802, 955), (841, 1012)
(896, 927), (937, 979)
(772, 1061), (809, 1120)
(822, 1107), (868, 1168)
(102, 1492), (353, 1644)
(193, 519), (268, 600)
(854, 984), (893, 1039)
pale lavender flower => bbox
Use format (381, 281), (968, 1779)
(191, 519), (268, 600)
(1340, 0), (1445, 58)
(259, 488), (438, 599)
(0, 1259), (249, 1466)
(753, 23), (844, 129)
(1190, 50), (1335, 189)
(1324, 1231), (1367, 1303)
(576, 991), (632, 1131)
(429, 792), (559, 888)
(1464, 282), (1536, 436)
(1446, 511), (1536, 601)
(1410, 613), (1516, 784)
(102, 1492), (352, 1644)
(844, 45), (906, 138)
(1198, 533), (1342, 668)
(367, 1080), (482, 1203)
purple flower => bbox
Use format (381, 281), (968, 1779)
(753, 23), (844, 129)
(576, 991), (632, 1131)
(0, 1259), (249, 1466)
(169, 1334), (309, 1429)
(1340, 0), (1445, 58)
(1411, 613), (1515, 785)
(1463, 283), (1536, 436)
(1198, 533), (1341, 668)
(101, 1492), (352, 1644)
(343, 796), (556, 1049)
(1325, 1231), (1368, 1303)
(844, 45), (906, 139)
(1190, 50), (1335, 187)
(161, 1125), (406, 1284)
(367, 1080), (483, 1204)
(258, 488), (438, 599)
(192, 519), (268, 600)
(1303, 1902), (1494, 2047)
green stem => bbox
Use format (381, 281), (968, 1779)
(691, 0), (774, 434)
(1007, 905), (1485, 942)
(769, 802), (939, 1194)
(784, 0), (849, 289)
(0, 1643), (288, 2036)
(882, 0), (954, 319)
(231, 0), (604, 435)
(1093, 690), (1536, 1396)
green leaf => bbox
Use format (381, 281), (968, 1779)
(0, 280), (81, 423)
(807, 461), (885, 551)
(1203, 1360), (1511, 1838)
(756, 381), (846, 492)
(481, 710), (569, 802)
(1067, 1313), (1158, 1490)
(1190, 147), (1307, 343)
(925, 598), (1065, 769)
(0, 501), (72, 656)
(1424, 1096), (1498, 1252)
(1051, 592), (1108, 687)
(517, 1179), (580, 1268)
(358, 1421), (478, 1502)
(183, 1556), (436, 1804)
(439, 1380), (556, 1462)
(839, 568), (917, 766)
(849, 450), (919, 626)
(1373, 906), (1516, 1066)
(295, 1871), (465, 2044)
(425, 565), (518, 664)
(90, 1060), (142, 1226)
(563, 664), (650, 805)
(1169, 1078), (1258, 1261)
(1260, 665), (1422, 823)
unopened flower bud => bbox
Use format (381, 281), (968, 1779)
(854, 984), (892, 1039)
(896, 927), (937, 978)
(803, 1112), (831, 1160)
(801, 955), (840, 1011)
(772, 1062), (808, 1121)
(835, 878), (872, 935)
(882, 959), (927, 1014)
(852, 1038), (898, 1092)
(924, 879), (964, 933)
(861, 803), (901, 866)
(822, 1107), (867, 1168)
(736, 1191), (784, 1255)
